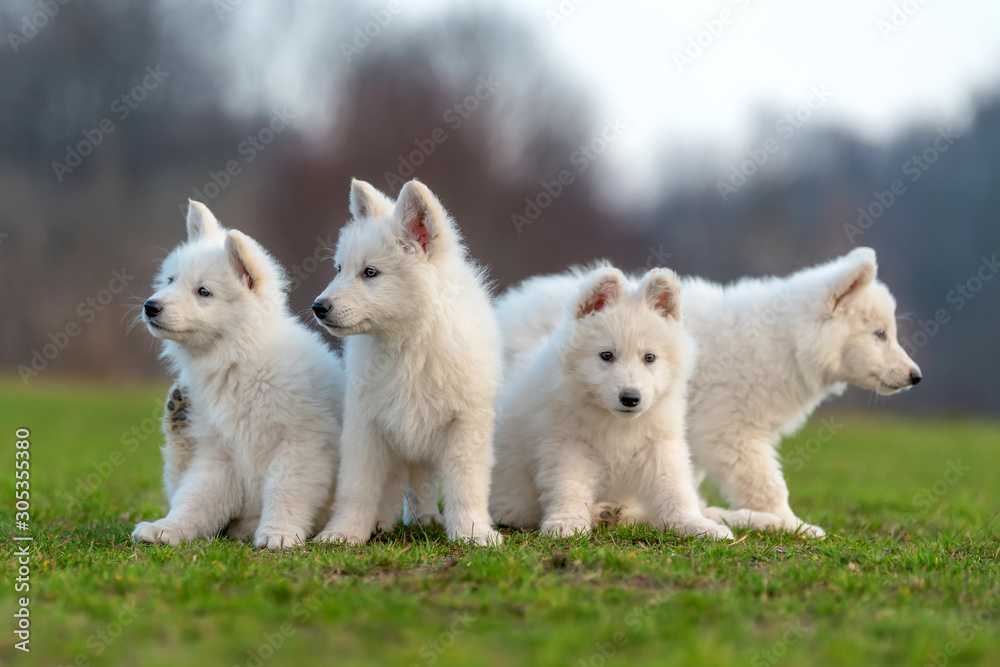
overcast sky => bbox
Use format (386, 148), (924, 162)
(163, 0), (1000, 201)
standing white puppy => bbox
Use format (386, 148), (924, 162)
(489, 265), (732, 540)
(132, 202), (344, 549)
(312, 179), (502, 546)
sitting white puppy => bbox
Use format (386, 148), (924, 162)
(312, 179), (502, 546)
(132, 202), (344, 550)
(489, 265), (732, 540)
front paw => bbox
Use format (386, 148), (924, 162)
(541, 515), (591, 537)
(255, 526), (306, 550)
(132, 520), (188, 545)
(416, 512), (445, 527)
(790, 520), (826, 539)
(671, 517), (734, 541)
(314, 529), (368, 545)
(448, 527), (503, 546)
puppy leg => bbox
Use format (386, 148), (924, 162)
(439, 417), (502, 546)
(705, 433), (825, 538)
(132, 452), (238, 545)
(316, 419), (390, 545)
(161, 383), (194, 502)
(375, 458), (406, 533)
(255, 440), (336, 550)
(638, 439), (733, 540)
(405, 463), (443, 527)
(536, 441), (601, 537)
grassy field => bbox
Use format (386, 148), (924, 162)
(0, 379), (998, 666)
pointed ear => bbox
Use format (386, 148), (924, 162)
(224, 230), (269, 292)
(394, 180), (442, 254)
(186, 200), (223, 241)
(349, 179), (394, 220)
(829, 247), (877, 311)
(575, 267), (626, 319)
(639, 268), (683, 321)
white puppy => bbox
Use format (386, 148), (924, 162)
(312, 179), (502, 546)
(132, 202), (344, 549)
(489, 265), (732, 540)
(683, 247), (921, 536)
(494, 248), (920, 537)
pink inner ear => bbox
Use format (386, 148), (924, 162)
(579, 281), (617, 317)
(412, 221), (432, 252)
(238, 261), (254, 290)
(407, 206), (432, 252)
(654, 291), (672, 315)
(833, 277), (863, 310)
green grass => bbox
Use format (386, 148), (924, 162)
(1, 379), (998, 666)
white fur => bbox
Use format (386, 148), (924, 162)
(495, 248), (920, 538)
(489, 265), (732, 540)
(131, 201), (345, 550)
(312, 179), (502, 546)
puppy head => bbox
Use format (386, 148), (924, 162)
(561, 266), (693, 419)
(142, 202), (286, 350)
(313, 179), (457, 336)
(811, 248), (921, 393)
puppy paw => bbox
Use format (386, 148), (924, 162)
(255, 526), (306, 550)
(416, 512), (445, 527)
(591, 502), (622, 529)
(790, 520), (826, 539)
(541, 516), (591, 537)
(452, 528), (503, 546)
(374, 517), (398, 533)
(671, 517), (734, 541)
(225, 516), (260, 542)
(314, 529), (368, 545)
(132, 520), (188, 546)
(164, 384), (189, 434)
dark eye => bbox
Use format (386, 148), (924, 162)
(167, 277), (175, 284)
(335, 264), (342, 273)
(363, 266), (379, 278)
(644, 353), (656, 363)
(874, 329), (886, 341)
(197, 287), (212, 297)
(600, 351), (614, 362)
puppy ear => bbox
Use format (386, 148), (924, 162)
(829, 247), (877, 311)
(639, 268), (683, 321)
(349, 179), (394, 220)
(575, 267), (626, 319)
(186, 200), (223, 241)
(224, 230), (269, 292)
(394, 180), (442, 254)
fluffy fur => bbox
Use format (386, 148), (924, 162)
(131, 201), (345, 550)
(494, 248), (921, 538)
(489, 265), (732, 540)
(312, 179), (502, 546)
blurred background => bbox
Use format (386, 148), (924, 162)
(1, 0), (998, 415)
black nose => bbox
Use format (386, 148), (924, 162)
(910, 371), (922, 385)
(144, 300), (162, 318)
(619, 389), (641, 408)
(312, 300), (330, 319)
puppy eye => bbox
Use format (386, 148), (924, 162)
(167, 277), (175, 284)
(874, 329), (886, 341)
(600, 351), (614, 362)
(335, 264), (342, 273)
(644, 353), (656, 363)
(363, 266), (379, 278)
(197, 287), (212, 297)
